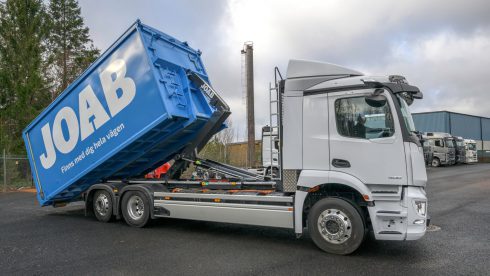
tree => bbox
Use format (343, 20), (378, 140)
(0, 0), (50, 153)
(199, 120), (235, 163)
(46, 0), (99, 99)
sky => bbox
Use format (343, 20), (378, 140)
(79, 0), (490, 141)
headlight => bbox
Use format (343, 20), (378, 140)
(414, 200), (427, 217)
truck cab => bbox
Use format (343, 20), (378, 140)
(464, 139), (478, 163)
(281, 60), (427, 249)
(422, 132), (456, 167)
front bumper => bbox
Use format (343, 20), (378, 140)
(405, 186), (428, 240)
(368, 186), (428, 241)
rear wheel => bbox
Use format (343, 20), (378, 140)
(431, 157), (440, 167)
(121, 191), (150, 227)
(93, 190), (113, 222)
(308, 197), (365, 255)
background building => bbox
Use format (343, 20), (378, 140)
(413, 111), (490, 162)
(225, 141), (262, 168)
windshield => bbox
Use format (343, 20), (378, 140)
(446, 139), (454, 148)
(468, 143), (477, 151)
(396, 95), (417, 132)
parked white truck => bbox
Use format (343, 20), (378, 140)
(24, 22), (428, 255)
(422, 132), (456, 167)
(464, 139), (478, 163)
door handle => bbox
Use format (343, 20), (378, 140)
(332, 158), (351, 168)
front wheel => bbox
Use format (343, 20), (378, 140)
(308, 198), (365, 255)
(121, 191), (150, 227)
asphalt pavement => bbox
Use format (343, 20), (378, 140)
(0, 164), (489, 275)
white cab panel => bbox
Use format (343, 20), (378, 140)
(282, 96), (303, 169)
(302, 94), (329, 170)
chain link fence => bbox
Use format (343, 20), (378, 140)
(1, 151), (34, 192)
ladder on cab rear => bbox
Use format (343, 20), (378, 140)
(268, 68), (283, 180)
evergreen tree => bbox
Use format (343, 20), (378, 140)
(0, 0), (50, 153)
(47, 0), (99, 98)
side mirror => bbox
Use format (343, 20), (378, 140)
(365, 89), (387, 107)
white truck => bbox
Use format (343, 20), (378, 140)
(24, 22), (428, 255)
(96, 60), (428, 255)
(464, 139), (478, 163)
(422, 132), (456, 167)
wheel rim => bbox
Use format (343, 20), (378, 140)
(317, 208), (352, 244)
(127, 195), (145, 220)
(432, 159), (439, 166)
(95, 193), (110, 216)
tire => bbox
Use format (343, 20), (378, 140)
(308, 197), (365, 255)
(93, 190), (113, 222)
(431, 157), (440, 167)
(121, 191), (150, 227)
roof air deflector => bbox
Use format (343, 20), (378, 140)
(286, 59), (363, 79)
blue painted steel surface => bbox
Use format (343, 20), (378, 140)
(481, 118), (490, 140)
(413, 112), (449, 133)
(449, 113), (481, 140)
(414, 111), (490, 142)
(23, 21), (218, 206)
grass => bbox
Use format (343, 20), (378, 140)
(1, 178), (34, 191)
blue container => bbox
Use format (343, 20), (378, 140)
(23, 21), (218, 206)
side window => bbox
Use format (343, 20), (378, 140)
(335, 96), (394, 139)
(434, 139), (443, 147)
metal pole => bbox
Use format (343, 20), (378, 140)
(224, 144), (227, 164)
(3, 149), (6, 192)
(242, 42), (255, 168)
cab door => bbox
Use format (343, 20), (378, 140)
(433, 139), (446, 162)
(328, 89), (407, 185)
